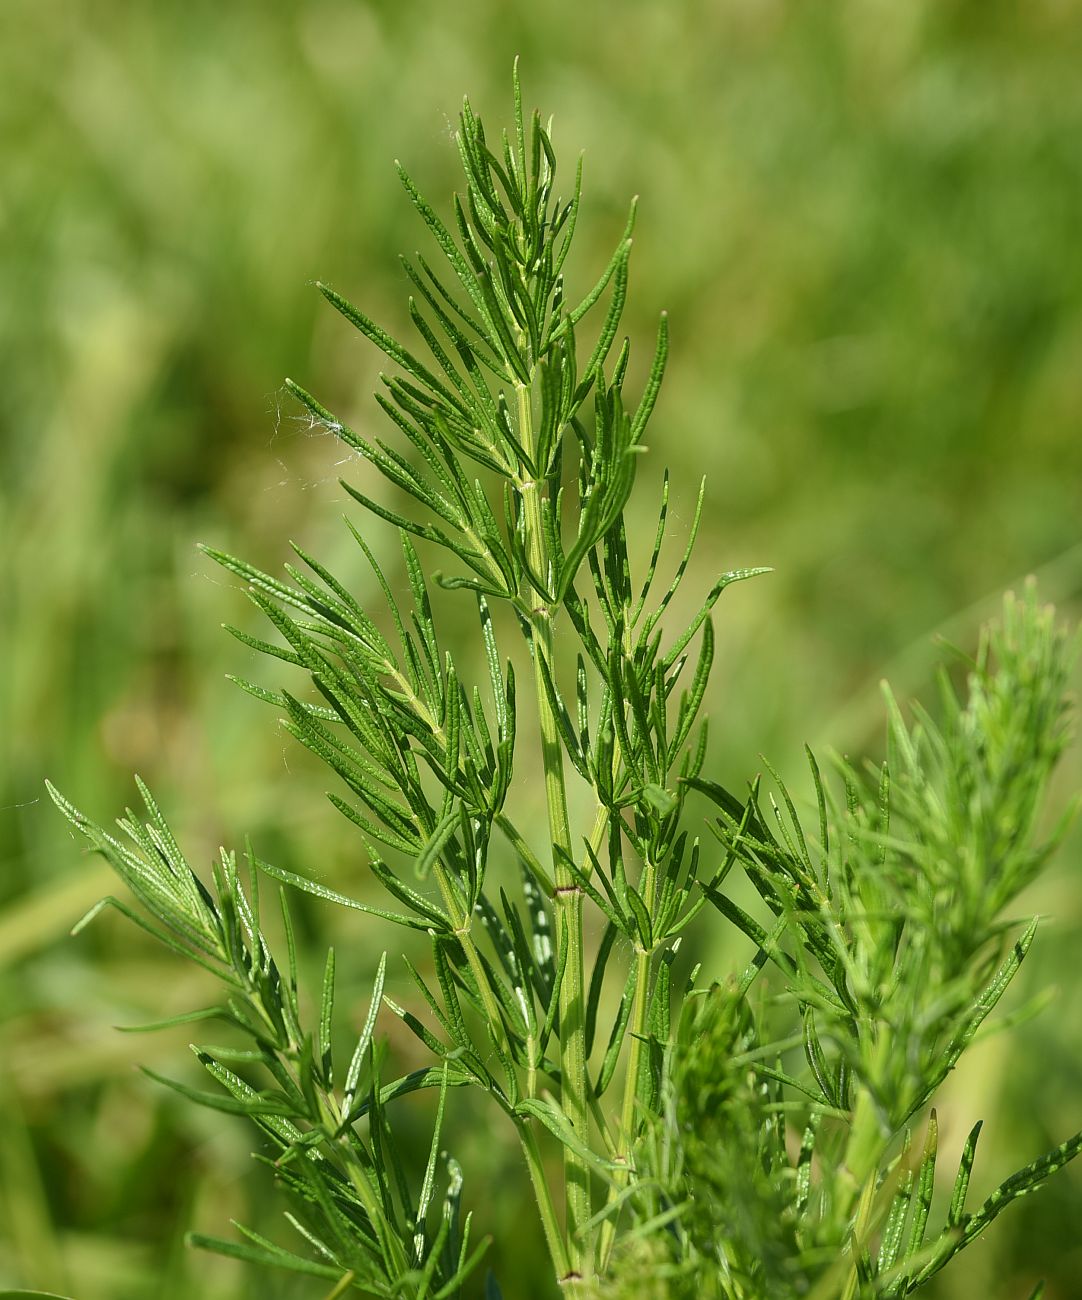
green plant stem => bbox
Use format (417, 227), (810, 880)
(519, 1120), (572, 1281)
(837, 1079), (887, 1300)
(518, 384), (591, 1280)
(598, 860), (656, 1272)
(433, 864), (505, 1036)
(844, 1085), (886, 1191)
(617, 862), (657, 1152)
(342, 1148), (409, 1277)
(321, 1272), (358, 1300)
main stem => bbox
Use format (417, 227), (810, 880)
(518, 385), (591, 1281)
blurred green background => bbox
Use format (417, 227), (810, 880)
(2, 0), (1081, 1296)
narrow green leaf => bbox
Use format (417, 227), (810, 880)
(414, 1068), (451, 1263)
(116, 1006), (225, 1034)
(584, 922), (619, 1058)
(628, 311), (668, 441)
(625, 886), (653, 951)
(904, 1112), (939, 1268)
(0, 1291), (77, 1298)
(515, 1098), (617, 1172)
(910, 917), (1040, 1117)
(958, 1129), (1082, 1255)
(254, 855), (430, 932)
(397, 164), (499, 345)
(344, 953), (388, 1104)
(141, 1067), (294, 1118)
(415, 805), (462, 881)
(319, 947), (335, 1085)
(188, 1230), (343, 1279)
(662, 567), (772, 670)
(877, 1130), (914, 1275)
(948, 1120), (984, 1228)
(596, 963), (638, 1097)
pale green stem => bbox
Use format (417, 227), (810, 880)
(433, 864), (505, 1036)
(321, 1272), (358, 1300)
(518, 381), (591, 1281)
(520, 1120), (573, 1281)
(582, 804), (610, 879)
(598, 860), (656, 1273)
(343, 1148), (409, 1277)
(839, 1050), (890, 1299)
(844, 1084), (886, 1191)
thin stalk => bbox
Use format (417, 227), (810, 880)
(342, 1147), (409, 1277)
(321, 1273), (357, 1300)
(433, 864), (505, 1036)
(617, 860), (657, 1151)
(518, 381), (591, 1280)
(598, 860), (656, 1272)
(582, 804), (610, 879)
(519, 1120), (573, 1280)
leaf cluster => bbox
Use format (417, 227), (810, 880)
(603, 585), (1079, 1298)
(47, 781), (484, 1299)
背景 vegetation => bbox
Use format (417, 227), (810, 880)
(50, 69), (1079, 1298)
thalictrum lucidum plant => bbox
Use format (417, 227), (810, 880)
(50, 67), (1079, 1299)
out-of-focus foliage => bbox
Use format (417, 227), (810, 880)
(1, 1), (1080, 1297)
